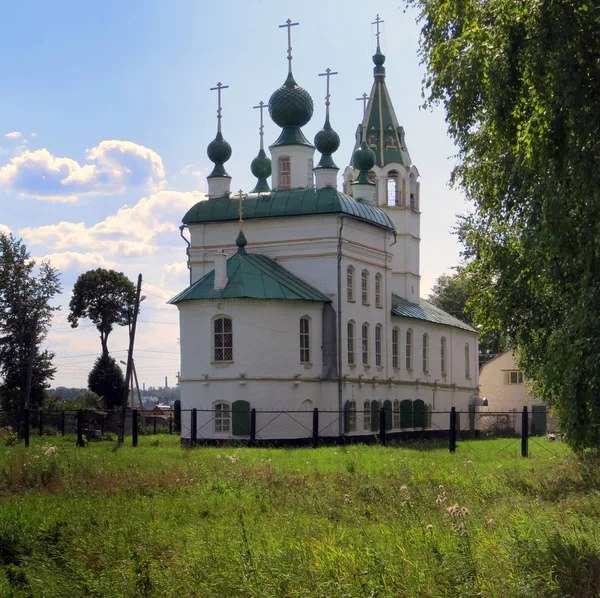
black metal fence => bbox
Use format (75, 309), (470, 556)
(0, 404), (554, 456)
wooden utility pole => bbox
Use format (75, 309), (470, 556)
(132, 360), (144, 410)
(119, 274), (142, 446)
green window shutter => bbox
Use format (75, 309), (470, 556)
(371, 400), (380, 432)
(232, 400), (251, 436)
(413, 399), (426, 428)
(383, 400), (393, 431)
(343, 400), (351, 433)
(400, 400), (413, 428)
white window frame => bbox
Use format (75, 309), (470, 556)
(362, 323), (370, 366)
(375, 324), (383, 367)
(278, 155), (291, 190)
(393, 399), (401, 429)
(422, 333), (429, 373)
(214, 401), (231, 433)
(347, 266), (355, 302)
(406, 329), (413, 370)
(504, 370), (524, 385)
(347, 320), (355, 366)
(363, 400), (371, 431)
(361, 270), (369, 305)
(212, 315), (233, 363)
(375, 273), (383, 308)
(348, 400), (357, 432)
(392, 327), (400, 369)
(300, 316), (311, 364)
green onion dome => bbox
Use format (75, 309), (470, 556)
(353, 141), (376, 172)
(314, 118), (340, 155)
(268, 72), (314, 128)
(207, 132), (232, 164)
(250, 149), (272, 179)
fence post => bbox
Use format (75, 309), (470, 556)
(250, 408), (256, 444)
(132, 409), (138, 447)
(61, 410), (65, 436)
(76, 409), (84, 447)
(449, 407), (456, 453)
(521, 406), (529, 457)
(23, 409), (29, 448)
(174, 400), (181, 434)
(379, 406), (387, 446)
(190, 409), (197, 446)
(312, 408), (319, 448)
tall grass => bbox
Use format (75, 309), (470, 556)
(0, 436), (598, 597)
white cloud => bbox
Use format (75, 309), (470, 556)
(5, 132), (21, 139)
(30, 133), (37, 138)
(0, 140), (166, 202)
(20, 189), (204, 257)
(36, 251), (117, 272)
(0, 224), (11, 235)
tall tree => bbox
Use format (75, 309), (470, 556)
(0, 234), (61, 411)
(406, 0), (600, 449)
(68, 269), (140, 357)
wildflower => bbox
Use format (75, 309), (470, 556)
(427, 524), (433, 531)
(438, 484), (444, 490)
(485, 519), (497, 528)
(43, 445), (57, 456)
(400, 485), (408, 491)
(460, 507), (470, 517)
(465, 459), (473, 465)
(446, 503), (460, 517)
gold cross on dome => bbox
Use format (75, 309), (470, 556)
(356, 92), (369, 118)
(237, 189), (245, 231)
(210, 82), (229, 133)
(279, 19), (299, 73)
(318, 68), (338, 119)
(253, 101), (266, 150)
(372, 14), (384, 49)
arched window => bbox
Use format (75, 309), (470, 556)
(409, 173), (417, 209)
(441, 337), (447, 375)
(213, 316), (233, 362)
(214, 401), (231, 433)
(465, 343), (471, 379)
(278, 156), (291, 190)
(375, 324), (383, 367)
(362, 323), (369, 365)
(392, 327), (400, 369)
(361, 270), (369, 305)
(393, 399), (401, 429)
(406, 329), (413, 370)
(363, 400), (371, 431)
(300, 316), (310, 364)
(347, 321), (355, 366)
(375, 273), (382, 308)
(348, 400), (357, 432)
(347, 266), (355, 302)
(387, 170), (399, 206)
(422, 333), (429, 373)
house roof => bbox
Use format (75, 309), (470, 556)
(182, 187), (395, 231)
(169, 232), (332, 304)
(391, 294), (478, 333)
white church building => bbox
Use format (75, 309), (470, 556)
(169, 18), (479, 441)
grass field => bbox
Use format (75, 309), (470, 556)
(0, 435), (599, 597)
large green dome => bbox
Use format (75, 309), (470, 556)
(251, 149), (272, 179)
(268, 72), (314, 128)
(207, 132), (232, 164)
(353, 141), (376, 172)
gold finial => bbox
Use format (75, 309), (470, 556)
(372, 14), (384, 51)
(253, 101), (266, 150)
(279, 19), (299, 73)
(210, 82), (229, 133)
(318, 68), (338, 120)
(237, 189), (245, 231)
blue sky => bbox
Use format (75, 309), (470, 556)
(0, 0), (468, 390)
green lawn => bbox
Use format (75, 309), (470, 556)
(0, 435), (598, 597)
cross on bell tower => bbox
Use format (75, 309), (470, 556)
(318, 67), (338, 120)
(210, 82), (229, 133)
(372, 14), (384, 51)
(253, 101), (266, 150)
(279, 18), (299, 73)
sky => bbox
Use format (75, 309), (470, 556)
(0, 0), (468, 390)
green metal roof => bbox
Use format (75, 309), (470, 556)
(391, 294), (478, 333)
(182, 187), (395, 230)
(169, 239), (332, 304)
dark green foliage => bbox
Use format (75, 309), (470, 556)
(406, 0), (600, 450)
(0, 234), (61, 411)
(68, 269), (140, 357)
(88, 355), (126, 410)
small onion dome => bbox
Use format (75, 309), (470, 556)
(314, 118), (340, 170)
(250, 149), (271, 193)
(268, 72), (314, 128)
(373, 49), (386, 78)
(207, 131), (232, 179)
(236, 230), (248, 254)
(352, 141), (376, 185)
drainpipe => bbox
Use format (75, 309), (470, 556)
(337, 216), (345, 435)
(179, 225), (191, 286)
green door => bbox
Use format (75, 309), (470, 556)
(413, 399), (426, 428)
(400, 400), (413, 428)
(371, 400), (380, 432)
(232, 400), (250, 436)
(383, 400), (393, 431)
(531, 406), (547, 434)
